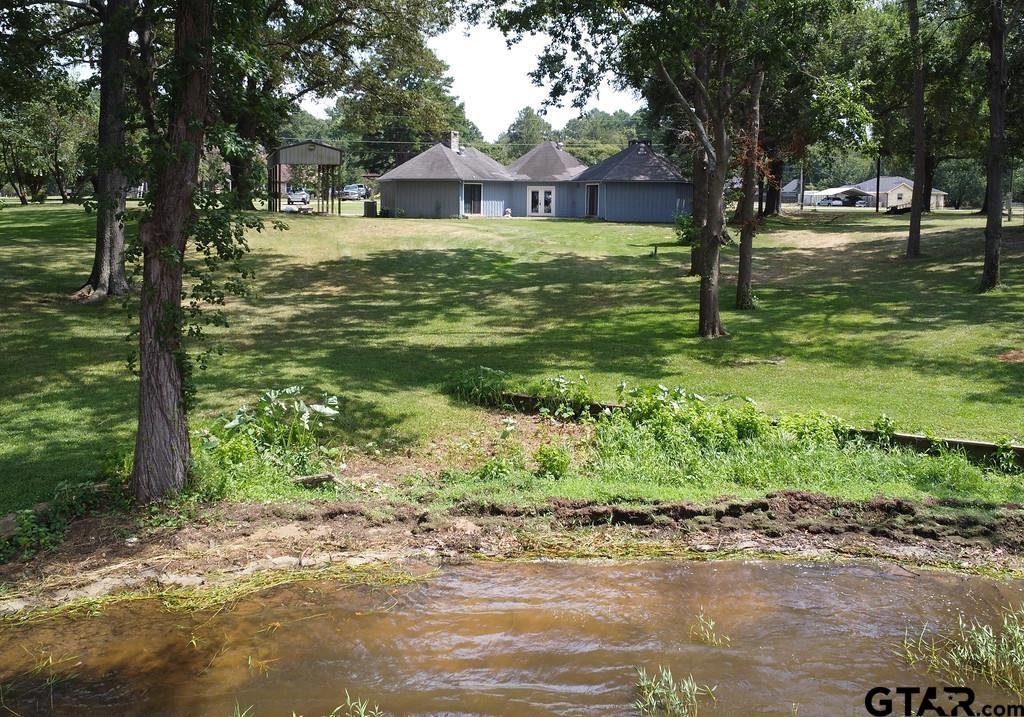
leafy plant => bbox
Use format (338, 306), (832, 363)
(528, 374), (596, 419)
(0, 479), (128, 563)
(993, 437), (1022, 474)
(635, 666), (715, 716)
(872, 413), (897, 447)
(534, 443), (573, 479)
(215, 386), (340, 473)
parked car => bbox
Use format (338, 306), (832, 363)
(342, 183), (371, 200)
(854, 199), (869, 207)
(287, 188), (310, 204)
(816, 198), (843, 206)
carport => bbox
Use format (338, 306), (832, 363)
(267, 141), (343, 214)
(806, 186), (874, 206)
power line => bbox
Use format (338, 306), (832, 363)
(278, 136), (668, 149)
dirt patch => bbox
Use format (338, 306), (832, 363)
(3, 490), (1024, 614)
(998, 349), (1024, 363)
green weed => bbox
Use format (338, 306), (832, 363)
(635, 666), (715, 716)
(689, 607), (730, 648)
(903, 606), (1024, 696)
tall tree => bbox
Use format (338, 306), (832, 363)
(212, 0), (448, 209)
(482, 0), (829, 337)
(736, 68), (764, 310)
(979, 0), (1015, 291)
(907, 0), (927, 258)
(130, 0), (214, 501)
(328, 40), (481, 175)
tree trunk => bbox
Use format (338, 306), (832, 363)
(75, 0), (132, 300)
(130, 0), (213, 503)
(689, 149), (707, 276)
(980, 0), (1007, 292)
(699, 160), (728, 337)
(763, 155), (783, 215)
(923, 152), (937, 213)
(907, 0), (926, 258)
(688, 63), (710, 278)
(228, 156), (257, 210)
(736, 69), (764, 311)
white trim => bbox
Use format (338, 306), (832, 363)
(527, 185), (556, 216)
(585, 183), (600, 217)
(462, 182), (483, 215)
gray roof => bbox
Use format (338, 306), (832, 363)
(507, 141), (588, 181)
(781, 179), (802, 193)
(852, 175), (947, 195)
(378, 143), (513, 182)
(574, 142), (684, 182)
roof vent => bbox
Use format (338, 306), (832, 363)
(629, 139), (652, 147)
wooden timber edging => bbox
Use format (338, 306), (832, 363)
(497, 391), (1024, 466)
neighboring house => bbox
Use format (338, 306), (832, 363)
(780, 179), (803, 203)
(377, 132), (692, 222)
(574, 141), (692, 223)
(506, 140), (589, 217)
(376, 135), (515, 218)
(851, 176), (947, 209)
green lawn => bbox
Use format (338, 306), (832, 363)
(0, 202), (1021, 513)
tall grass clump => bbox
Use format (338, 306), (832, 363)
(904, 607), (1024, 696)
(635, 666), (715, 716)
(586, 384), (1023, 504)
(444, 366), (512, 407)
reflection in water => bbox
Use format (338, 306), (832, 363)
(0, 560), (1021, 716)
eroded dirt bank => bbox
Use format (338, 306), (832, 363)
(3, 490), (1024, 614)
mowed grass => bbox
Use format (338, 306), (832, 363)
(0, 202), (1021, 513)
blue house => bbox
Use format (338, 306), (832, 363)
(377, 132), (692, 223)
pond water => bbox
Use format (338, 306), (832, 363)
(0, 560), (1021, 716)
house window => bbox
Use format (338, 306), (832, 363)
(528, 186), (555, 216)
(463, 183), (482, 215)
(896, 192), (904, 202)
(586, 184), (599, 216)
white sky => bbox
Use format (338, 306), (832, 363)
(301, 24), (643, 142)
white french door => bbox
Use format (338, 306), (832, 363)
(527, 186), (555, 216)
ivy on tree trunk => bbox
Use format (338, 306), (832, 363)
(130, 0), (213, 503)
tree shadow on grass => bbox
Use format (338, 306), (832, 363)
(230, 216), (1023, 411)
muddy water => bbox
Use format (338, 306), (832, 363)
(1, 560), (1022, 716)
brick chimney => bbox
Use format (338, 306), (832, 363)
(442, 130), (460, 153)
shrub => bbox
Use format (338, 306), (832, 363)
(728, 402), (773, 442)
(216, 386), (340, 473)
(673, 212), (699, 247)
(534, 443), (573, 479)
